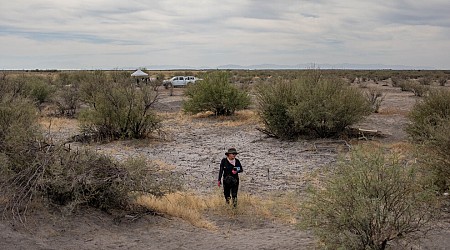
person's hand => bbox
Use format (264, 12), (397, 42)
(217, 180), (221, 187)
(232, 169), (237, 174)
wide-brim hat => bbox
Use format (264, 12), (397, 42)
(225, 148), (239, 155)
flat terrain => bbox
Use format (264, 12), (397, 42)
(1, 81), (450, 250)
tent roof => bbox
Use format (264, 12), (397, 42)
(131, 69), (149, 77)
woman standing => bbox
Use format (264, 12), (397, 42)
(218, 148), (243, 207)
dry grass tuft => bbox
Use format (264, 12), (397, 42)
(137, 192), (217, 230)
(205, 190), (273, 218)
(136, 190), (302, 229)
(204, 190), (301, 225)
(158, 110), (261, 130)
(214, 110), (261, 127)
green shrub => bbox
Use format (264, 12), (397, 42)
(396, 79), (429, 97)
(256, 71), (371, 139)
(410, 82), (430, 97)
(406, 90), (450, 141)
(255, 79), (301, 138)
(78, 77), (161, 140)
(0, 74), (55, 110)
(183, 71), (251, 116)
(300, 147), (437, 250)
(28, 77), (55, 106)
(0, 95), (40, 157)
(406, 90), (450, 191)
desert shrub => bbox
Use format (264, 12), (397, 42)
(44, 151), (178, 211)
(390, 77), (400, 87)
(148, 73), (165, 91)
(0, 96), (177, 216)
(78, 77), (161, 140)
(256, 71), (371, 139)
(1, 143), (179, 218)
(396, 79), (429, 97)
(0, 95), (40, 157)
(438, 77), (448, 86)
(365, 88), (385, 113)
(410, 82), (430, 97)
(0, 95), (41, 218)
(110, 70), (131, 83)
(0, 74), (55, 106)
(255, 79), (301, 138)
(406, 90), (450, 141)
(300, 147), (438, 250)
(53, 84), (80, 117)
(406, 90), (450, 191)
(397, 79), (414, 92)
(27, 77), (55, 107)
(183, 71), (251, 116)
(418, 77), (432, 85)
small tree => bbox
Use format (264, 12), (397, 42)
(183, 71), (251, 116)
(300, 147), (438, 250)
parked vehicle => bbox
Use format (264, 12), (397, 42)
(163, 76), (202, 89)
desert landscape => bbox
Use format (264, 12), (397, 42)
(1, 71), (450, 250)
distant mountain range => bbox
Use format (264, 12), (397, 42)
(139, 63), (434, 71)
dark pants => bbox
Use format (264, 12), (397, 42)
(223, 179), (239, 205)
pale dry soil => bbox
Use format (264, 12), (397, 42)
(2, 83), (450, 250)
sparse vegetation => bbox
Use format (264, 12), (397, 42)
(1, 69), (450, 249)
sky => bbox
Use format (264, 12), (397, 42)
(1, 0), (450, 70)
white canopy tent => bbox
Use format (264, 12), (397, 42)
(131, 69), (150, 84)
(131, 69), (149, 77)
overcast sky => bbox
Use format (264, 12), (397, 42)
(1, 0), (449, 69)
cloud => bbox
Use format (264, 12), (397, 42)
(0, 0), (449, 69)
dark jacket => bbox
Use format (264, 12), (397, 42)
(218, 158), (243, 182)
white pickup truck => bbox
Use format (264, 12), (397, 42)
(163, 76), (201, 88)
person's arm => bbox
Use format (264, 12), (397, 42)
(236, 159), (243, 173)
(218, 158), (225, 185)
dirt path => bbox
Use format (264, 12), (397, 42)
(1, 207), (315, 250)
